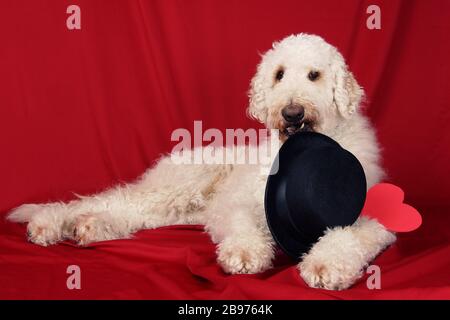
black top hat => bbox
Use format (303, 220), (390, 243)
(264, 132), (367, 260)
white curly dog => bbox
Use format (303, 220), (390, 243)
(8, 34), (395, 290)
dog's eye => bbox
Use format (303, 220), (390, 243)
(308, 70), (320, 81)
(275, 68), (284, 82)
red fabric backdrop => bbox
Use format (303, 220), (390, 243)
(0, 0), (449, 299)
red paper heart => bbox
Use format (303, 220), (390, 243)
(361, 183), (422, 232)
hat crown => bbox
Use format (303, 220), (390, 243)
(265, 132), (367, 260)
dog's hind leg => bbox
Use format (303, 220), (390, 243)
(8, 153), (232, 246)
(8, 202), (73, 246)
(7, 187), (158, 246)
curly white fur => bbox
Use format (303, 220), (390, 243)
(8, 34), (396, 290)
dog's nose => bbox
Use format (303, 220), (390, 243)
(281, 104), (305, 123)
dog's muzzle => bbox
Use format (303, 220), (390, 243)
(281, 104), (313, 136)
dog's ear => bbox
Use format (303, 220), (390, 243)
(332, 52), (364, 118)
(247, 68), (268, 123)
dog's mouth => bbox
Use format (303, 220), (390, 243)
(282, 120), (314, 137)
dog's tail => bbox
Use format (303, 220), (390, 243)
(7, 204), (40, 223)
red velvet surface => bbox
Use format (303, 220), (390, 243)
(0, 0), (449, 299)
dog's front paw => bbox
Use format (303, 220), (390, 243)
(299, 252), (363, 290)
(217, 237), (273, 274)
(299, 219), (396, 290)
(299, 226), (369, 290)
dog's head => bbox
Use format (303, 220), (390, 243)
(248, 34), (363, 141)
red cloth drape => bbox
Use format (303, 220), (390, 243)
(0, 0), (449, 299)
